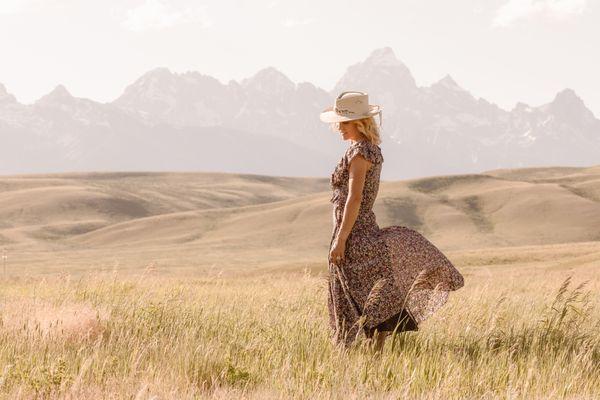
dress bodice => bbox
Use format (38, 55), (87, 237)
(330, 140), (384, 233)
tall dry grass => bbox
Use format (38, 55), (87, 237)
(0, 266), (598, 399)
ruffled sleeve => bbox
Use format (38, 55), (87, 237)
(345, 142), (383, 167)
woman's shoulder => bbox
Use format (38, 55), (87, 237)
(345, 140), (383, 164)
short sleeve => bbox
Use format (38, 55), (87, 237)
(345, 142), (383, 167)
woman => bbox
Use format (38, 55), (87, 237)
(320, 91), (465, 352)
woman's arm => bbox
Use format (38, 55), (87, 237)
(329, 154), (372, 264)
(336, 155), (372, 242)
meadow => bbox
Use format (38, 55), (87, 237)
(0, 244), (598, 399)
(1, 167), (599, 398)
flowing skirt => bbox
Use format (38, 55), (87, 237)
(327, 223), (464, 348)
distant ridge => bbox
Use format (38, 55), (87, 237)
(1, 165), (600, 256)
(1, 46), (599, 179)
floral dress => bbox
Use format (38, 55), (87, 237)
(327, 140), (465, 348)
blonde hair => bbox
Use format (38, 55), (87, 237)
(328, 116), (382, 145)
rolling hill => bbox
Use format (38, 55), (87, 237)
(1, 165), (600, 274)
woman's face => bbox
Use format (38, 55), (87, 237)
(338, 120), (362, 141)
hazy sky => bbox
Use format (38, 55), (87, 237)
(1, 0), (598, 116)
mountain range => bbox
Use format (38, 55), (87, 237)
(1, 46), (599, 180)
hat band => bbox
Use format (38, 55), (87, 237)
(334, 107), (356, 116)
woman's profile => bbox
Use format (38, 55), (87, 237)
(320, 91), (465, 352)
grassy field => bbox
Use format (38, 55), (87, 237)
(1, 167), (599, 398)
(0, 251), (598, 399)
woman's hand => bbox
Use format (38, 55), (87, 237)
(329, 236), (347, 265)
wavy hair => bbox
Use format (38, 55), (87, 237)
(329, 116), (382, 145)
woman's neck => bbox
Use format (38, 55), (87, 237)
(350, 138), (367, 145)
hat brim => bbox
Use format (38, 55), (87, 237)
(319, 104), (381, 123)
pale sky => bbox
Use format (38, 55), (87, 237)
(1, 0), (599, 116)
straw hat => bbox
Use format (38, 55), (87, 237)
(319, 91), (382, 126)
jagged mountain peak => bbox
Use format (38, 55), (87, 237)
(431, 74), (466, 92)
(181, 70), (219, 81)
(0, 83), (17, 104)
(548, 87), (596, 120)
(333, 46), (417, 95)
(143, 67), (173, 78)
(244, 66), (293, 82)
(127, 67), (176, 88)
(552, 88), (583, 106)
(512, 101), (534, 113)
(49, 84), (71, 96)
(113, 67), (179, 106)
(137, 67), (176, 86)
(364, 46), (405, 67)
(241, 66), (296, 91)
(35, 84), (75, 105)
